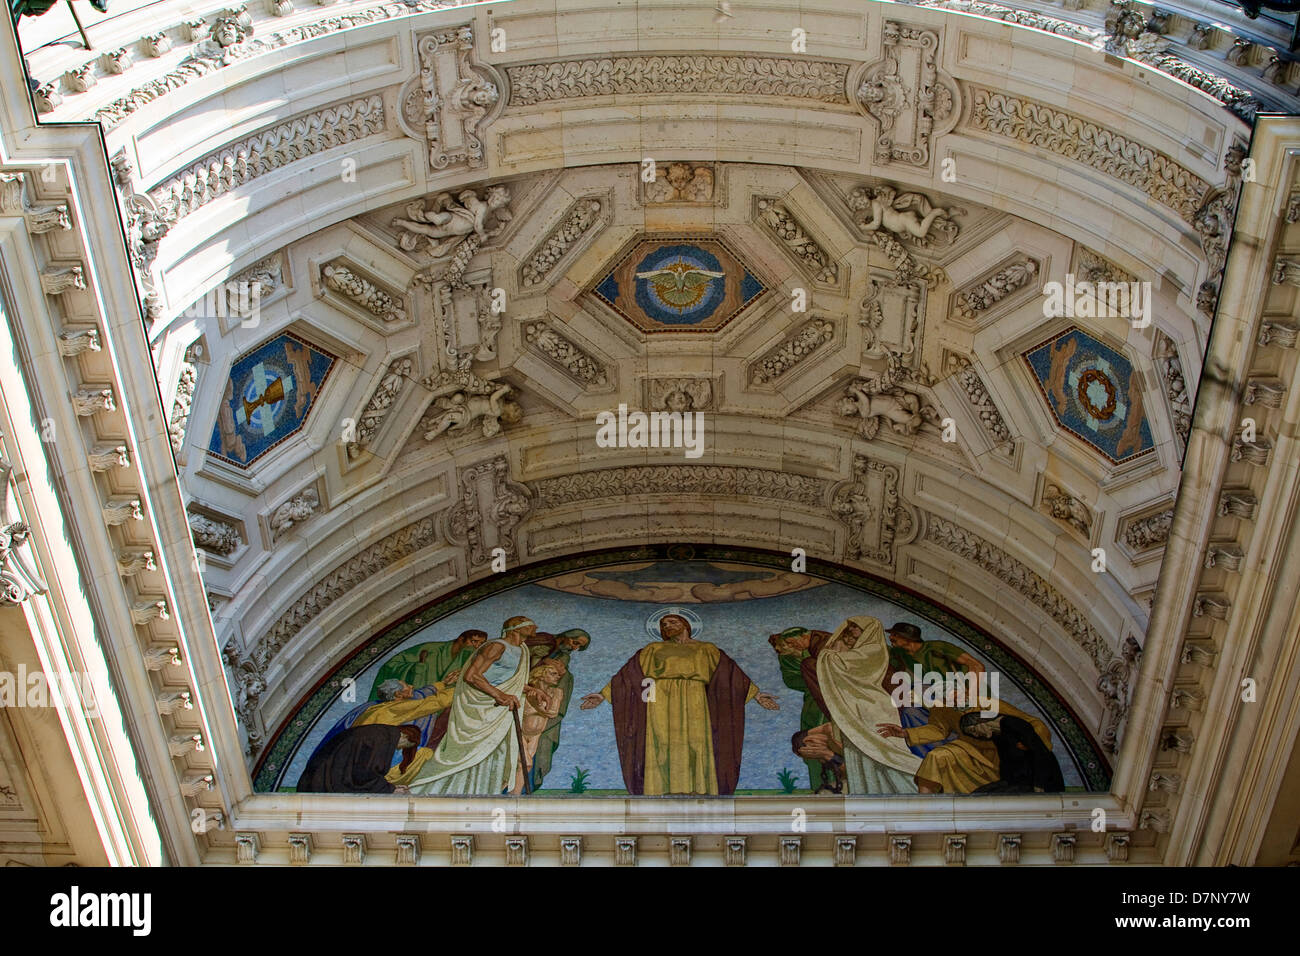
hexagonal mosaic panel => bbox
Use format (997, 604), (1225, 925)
(208, 332), (337, 468)
(1023, 327), (1154, 465)
(590, 235), (765, 333)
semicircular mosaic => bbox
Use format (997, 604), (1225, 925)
(1023, 327), (1155, 464)
(255, 546), (1108, 798)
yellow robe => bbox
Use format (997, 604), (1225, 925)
(386, 747), (437, 787)
(905, 700), (1051, 793)
(602, 642), (756, 796)
(353, 681), (454, 728)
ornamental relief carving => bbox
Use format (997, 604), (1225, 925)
(852, 21), (959, 169)
(396, 25), (504, 172)
(830, 454), (916, 568)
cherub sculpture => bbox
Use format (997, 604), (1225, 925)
(392, 186), (512, 259)
(837, 354), (940, 439)
(424, 381), (522, 441)
(854, 185), (954, 242)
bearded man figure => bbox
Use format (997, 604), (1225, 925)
(407, 616), (533, 796)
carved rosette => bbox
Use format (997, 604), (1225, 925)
(830, 455), (914, 567)
(398, 25), (504, 172)
(853, 21), (959, 168)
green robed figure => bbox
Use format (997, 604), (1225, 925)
(368, 629), (486, 700)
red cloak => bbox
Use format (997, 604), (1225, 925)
(608, 644), (753, 795)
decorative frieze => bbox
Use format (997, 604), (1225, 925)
(504, 55), (850, 106)
(750, 318), (835, 385)
(347, 357), (414, 459)
(151, 95), (385, 221)
(917, 0), (1097, 42)
(520, 198), (605, 289)
(531, 466), (827, 511)
(320, 262), (407, 324)
(523, 320), (609, 387)
(966, 87), (1209, 223)
(96, 3), (452, 127)
(925, 514), (1110, 670)
(755, 198), (838, 285)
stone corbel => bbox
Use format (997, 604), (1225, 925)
(398, 25), (504, 172)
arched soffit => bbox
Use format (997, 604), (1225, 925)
(80, 2), (1238, 771)
(253, 545), (1111, 796)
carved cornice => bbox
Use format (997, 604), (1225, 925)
(93, 2), (457, 127)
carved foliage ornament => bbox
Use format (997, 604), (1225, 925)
(855, 21), (958, 168)
(347, 358), (414, 459)
(530, 466), (827, 511)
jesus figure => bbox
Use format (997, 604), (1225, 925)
(580, 612), (778, 795)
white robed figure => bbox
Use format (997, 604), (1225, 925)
(408, 616), (533, 795)
(817, 615), (922, 793)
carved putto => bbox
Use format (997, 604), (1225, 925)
(1043, 483), (1092, 538)
(837, 353), (940, 439)
(422, 370), (522, 441)
(395, 187), (512, 288)
(644, 163), (715, 203)
(850, 185), (956, 243)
